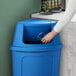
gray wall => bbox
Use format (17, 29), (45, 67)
(0, 0), (41, 76)
(59, 22), (76, 76)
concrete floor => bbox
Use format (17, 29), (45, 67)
(59, 22), (76, 76)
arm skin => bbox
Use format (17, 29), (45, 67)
(41, 0), (76, 43)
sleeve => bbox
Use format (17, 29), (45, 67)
(53, 0), (76, 33)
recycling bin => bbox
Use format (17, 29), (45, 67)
(10, 18), (62, 76)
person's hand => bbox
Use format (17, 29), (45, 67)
(41, 30), (58, 43)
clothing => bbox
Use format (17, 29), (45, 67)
(53, 0), (76, 32)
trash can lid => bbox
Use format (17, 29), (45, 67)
(10, 18), (62, 52)
(17, 18), (57, 25)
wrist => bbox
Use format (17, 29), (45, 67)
(50, 30), (58, 36)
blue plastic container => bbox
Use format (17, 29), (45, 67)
(10, 18), (62, 76)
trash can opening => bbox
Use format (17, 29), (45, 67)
(23, 25), (52, 44)
(23, 40), (42, 44)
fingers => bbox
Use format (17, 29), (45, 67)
(41, 38), (49, 44)
(41, 39), (46, 43)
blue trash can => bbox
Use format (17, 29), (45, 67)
(10, 18), (62, 76)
